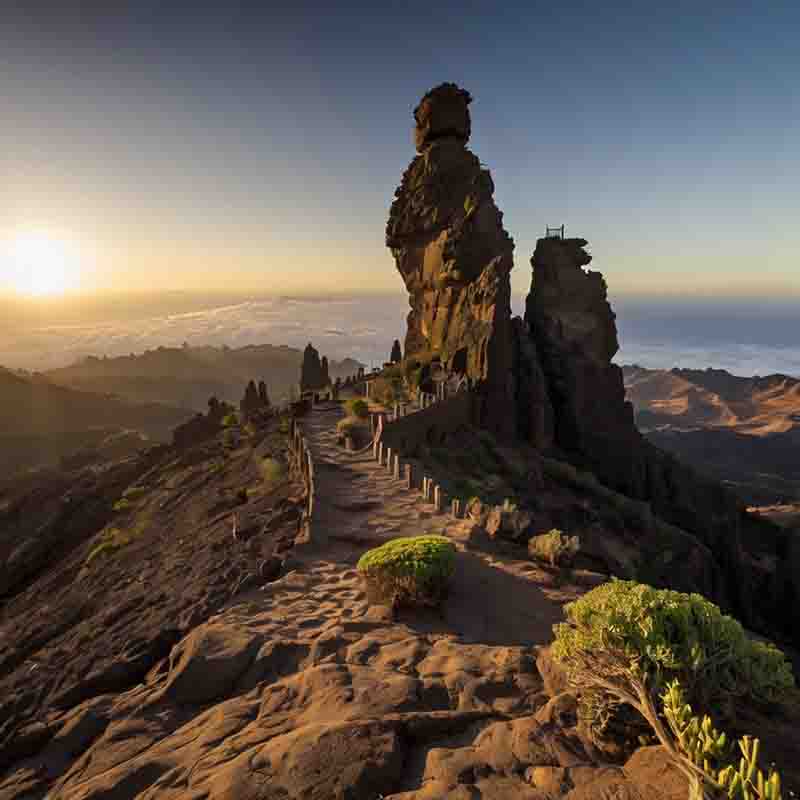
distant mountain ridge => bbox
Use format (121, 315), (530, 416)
(623, 365), (800, 503)
(44, 344), (363, 411)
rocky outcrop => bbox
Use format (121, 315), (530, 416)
(520, 236), (759, 630)
(386, 83), (515, 437)
(300, 344), (328, 393)
(525, 237), (635, 464)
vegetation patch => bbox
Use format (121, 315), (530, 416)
(221, 412), (239, 428)
(345, 397), (369, 418)
(260, 457), (285, 484)
(86, 522), (147, 566)
(357, 534), (456, 608)
(528, 529), (580, 567)
(551, 580), (794, 797)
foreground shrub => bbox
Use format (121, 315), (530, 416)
(661, 680), (783, 799)
(357, 535), (456, 608)
(551, 581), (793, 797)
(553, 581), (792, 726)
(528, 529), (580, 567)
(346, 397), (369, 418)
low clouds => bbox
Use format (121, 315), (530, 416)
(2, 294), (798, 379)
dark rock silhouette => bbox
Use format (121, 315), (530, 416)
(387, 82), (515, 437)
(390, 339), (402, 364)
(321, 356), (330, 386)
(258, 380), (270, 408)
(300, 344), (328, 393)
(240, 380), (261, 419)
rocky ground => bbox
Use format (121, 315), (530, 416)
(1, 400), (798, 799)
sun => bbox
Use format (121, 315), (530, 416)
(4, 232), (81, 297)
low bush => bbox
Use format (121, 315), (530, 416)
(86, 524), (145, 565)
(221, 412), (239, 428)
(346, 397), (369, 418)
(551, 580), (794, 796)
(528, 529), (580, 567)
(260, 457), (285, 484)
(112, 498), (133, 513)
(357, 534), (456, 608)
(122, 485), (148, 501)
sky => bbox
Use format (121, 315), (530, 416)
(1, 1), (799, 298)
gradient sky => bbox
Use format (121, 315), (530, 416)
(1, 1), (798, 297)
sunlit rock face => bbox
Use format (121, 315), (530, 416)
(386, 83), (515, 436)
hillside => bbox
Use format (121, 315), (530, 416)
(0, 367), (193, 475)
(623, 365), (800, 503)
(1, 390), (798, 798)
(45, 344), (363, 411)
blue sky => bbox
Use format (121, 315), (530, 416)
(1, 1), (798, 296)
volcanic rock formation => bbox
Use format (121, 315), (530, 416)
(386, 83), (515, 437)
(519, 236), (791, 634)
(525, 236), (634, 464)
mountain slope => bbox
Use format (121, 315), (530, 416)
(45, 344), (363, 411)
(623, 365), (800, 503)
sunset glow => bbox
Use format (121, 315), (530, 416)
(4, 232), (81, 297)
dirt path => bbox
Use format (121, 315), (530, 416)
(297, 400), (583, 648)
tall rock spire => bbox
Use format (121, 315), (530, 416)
(386, 83), (515, 436)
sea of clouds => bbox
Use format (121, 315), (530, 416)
(2, 293), (798, 378)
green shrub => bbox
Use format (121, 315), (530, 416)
(345, 398), (369, 418)
(553, 581), (792, 721)
(661, 680), (783, 799)
(357, 535), (456, 608)
(529, 529), (580, 567)
(260, 457), (285, 484)
(551, 581), (793, 797)
(122, 485), (147, 501)
(112, 498), (133, 513)
(278, 415), (291, 434)
(222, 412), (239, 428)
(86, 526), (138, 565)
